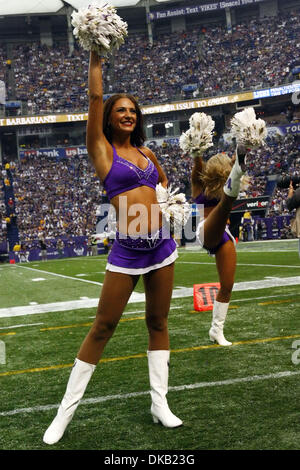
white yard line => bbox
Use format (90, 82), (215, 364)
(15, 265), (103, 286)
(231, 292), (300, 303)
(0, 299), (103, 318)
(177, 262), (300, 268)
(183, 248), (298, 253)
(230, 276), (300, 291)
(1, 276), (300, 319)
(1, 369), (298, 417)
(0, 323), (43, 330)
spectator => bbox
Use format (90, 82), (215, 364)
(0, 10), (298, 114)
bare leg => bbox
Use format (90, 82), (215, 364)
(77, 270), (139, 364)
(43, 270), (139, 445)
(203, 145), (247, 249)
(143, 263), (175, 350)
(215, 240), (236, 303)
(203, 193), (235, 248)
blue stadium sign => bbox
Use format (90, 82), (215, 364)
(253, 83), (300, 99)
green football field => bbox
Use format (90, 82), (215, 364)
(0, 239), (299, 451)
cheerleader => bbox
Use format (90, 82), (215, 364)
(43, 5), (187, 446)
(180, 109), (267, 346)
(191, 152), (241, 345)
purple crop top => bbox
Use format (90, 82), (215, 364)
(194, 193), (219, 207)
(103, 145), (159, 200)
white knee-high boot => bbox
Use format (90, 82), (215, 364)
(223, 145), (247, 198)
(43, 358), (96, 445)
(147, 350), (182, 428)
(209, 301), (232, 346)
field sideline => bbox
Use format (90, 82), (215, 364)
(0, 239), (299, 451)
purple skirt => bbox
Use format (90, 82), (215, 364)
(197, 220), (236, 256)
(106, 228), (178, 274)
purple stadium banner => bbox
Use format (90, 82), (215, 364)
(149, 0), (266, 21)
(278, 123), (300, 135)
(253, 215), (292, 240)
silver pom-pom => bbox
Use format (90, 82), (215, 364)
(231, 107), (267, 149)
(240, 174), (251, 192)
(156, 183), (191, 233)
(179, 112), (215, 158)
(71, 2), (128, 57)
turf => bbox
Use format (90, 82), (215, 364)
(0, 239), (299, 451)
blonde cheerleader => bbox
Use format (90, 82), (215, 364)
(180, 108), (267, 345)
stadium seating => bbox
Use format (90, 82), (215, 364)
(0, 10), (298, 114)
(0, 8), (300, 251)
(0, 130), (298, 249)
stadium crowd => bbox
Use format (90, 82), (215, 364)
(111, 11), (299, 105)
(4, 155), (101, 244)
(0, 130), (299, 248)
(0, 10), (298, 114)
(1, 7), (300, 249)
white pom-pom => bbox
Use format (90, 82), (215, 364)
(240, 174), (251, 192)
(230, 107), (267, 149)
(71, 2), (128, 57)
(179, 112), (215, 158)
(156, 183), (191, 233)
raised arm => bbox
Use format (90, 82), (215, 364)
(86, 51), (112, 181)
(191, 156), (204, 197)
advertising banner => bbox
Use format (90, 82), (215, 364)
(0, 113), (88, 127)
(0, 86), (298, 131)
(232, 196), (270, 212)
(277, 123), (300, 135)
(19, 146), (88, 159)
(149, 0), (267, 21)
(0, 84), (299, 126)
(253, 83), (300, 99)
(142, 91), (254, 115)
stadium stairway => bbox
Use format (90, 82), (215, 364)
(2, 164), (20, 251)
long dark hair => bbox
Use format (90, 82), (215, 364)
(103, 93), (145, 147)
